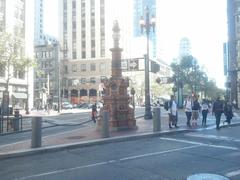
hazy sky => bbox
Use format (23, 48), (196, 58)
(44, 0), (227, 88)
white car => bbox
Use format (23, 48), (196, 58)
(62, 102), (73, 109)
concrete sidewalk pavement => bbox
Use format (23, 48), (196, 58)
(1, 109), (240, 159)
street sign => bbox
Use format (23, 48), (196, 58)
(129, 59), (139, 71)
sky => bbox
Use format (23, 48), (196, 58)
(44, 0), (228, 88)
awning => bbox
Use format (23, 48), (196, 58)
(12, 92), (27, 99)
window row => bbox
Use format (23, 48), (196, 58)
(71, 63), (106, 73)
(36, 51), (53, 59)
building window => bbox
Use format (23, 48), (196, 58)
(0, 65), (5, 77)
(81, 78), (86, 84)
(99, 63), (106, 73)
(72, 0), (76, 9)
(91, 51), (95, 58)
(90, 63), (96, 71)
(72, 51), (77, 59)
(90, 77), (96, 83)
(72, 64), (77, 72)
(81, 64), (86, 72)
(82, 51), (86, 59)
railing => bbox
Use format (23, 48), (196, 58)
(0, 115), (25, 134)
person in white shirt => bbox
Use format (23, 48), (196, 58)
(201, 99), (209, 127)
(168, 95), (178, 128)
(184, 96), (192, 127)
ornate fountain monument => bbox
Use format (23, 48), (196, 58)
(98, 21), (136, 131)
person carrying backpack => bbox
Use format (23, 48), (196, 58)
(223, 100), (233, 125)
(212, 96), (224, 130)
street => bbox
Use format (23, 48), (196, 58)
(1, 125), (240, 180)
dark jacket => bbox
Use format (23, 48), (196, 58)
(212, 100), (223, 114)
(192, 100), (200, 111)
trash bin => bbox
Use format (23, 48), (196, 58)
(13, 109), (20, 131)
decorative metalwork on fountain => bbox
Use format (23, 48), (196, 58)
(98, 21), (136, 131)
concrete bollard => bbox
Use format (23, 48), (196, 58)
(153, 107), (161, 132)
(31, 116), (42, 148)
(13, 110), (20, 131)
(101, 111), (109, 138)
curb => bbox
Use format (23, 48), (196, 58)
(0, 128), (191, 160)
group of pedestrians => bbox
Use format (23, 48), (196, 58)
(183, 95), (233, 130)
(166, 94), (234, 130)
(184, 95), (202, 128)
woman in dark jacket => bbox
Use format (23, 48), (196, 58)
(212, 97), (224, 130)
(224, 101), (233, 125)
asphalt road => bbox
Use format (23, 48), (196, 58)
(1, 125), (240, 180)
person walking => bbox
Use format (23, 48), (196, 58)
(184, 96), (192, 127)
(91, 103), (98, 123)
(212, 97), (224, 130)
(201, 99), (209, 127)
(191, 95), (201, 127)
(223, 101), (233, 125)
(168, 95), (178, 129)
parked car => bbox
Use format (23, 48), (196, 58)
(62, 102), (73, 109)
(77, 103), (92, 109)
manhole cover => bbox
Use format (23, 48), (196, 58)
(67, 136), (85, 140)
(187, 173), (229, 180)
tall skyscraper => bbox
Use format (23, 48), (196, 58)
(34, 0), (57, 45)
(227, 0), (240, 107)
(0, 0), (34, 109)
(133, 0), (156, 58)
(179, 37), (191, 57)
(58, 0), (134, 104)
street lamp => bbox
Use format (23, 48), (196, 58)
(140, 6), (155, 119)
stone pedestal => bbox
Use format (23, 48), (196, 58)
(98, 78), (136, 131)
(98, 20), (136, 131)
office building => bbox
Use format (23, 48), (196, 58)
(0, 0), (34, 110)
(227, 0), (240, 107)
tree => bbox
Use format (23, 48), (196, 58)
(0, 31), (35, 91)
(170, 55), (224, 100)
(0, 31), (35, 113)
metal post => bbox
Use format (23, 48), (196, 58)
(13, 110), (20, 131)
(101, 111), (109, 138)
(153, 107), (161, 132)
(31, 116), (42, 148)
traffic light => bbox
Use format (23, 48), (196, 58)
(150, 61), (160, 73)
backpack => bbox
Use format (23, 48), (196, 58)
(164, 101), (169, 111)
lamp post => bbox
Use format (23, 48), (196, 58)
(140, 6), (155, 119)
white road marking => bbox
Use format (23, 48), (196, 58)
(225, 169), (240, 177)
(15, 145), (200, 180)
(160, 137), (239, 150)
(119, 145), (200, 161)
(185, 133), (240, 142)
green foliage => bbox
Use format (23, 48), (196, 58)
(0, 31), (35, 90)
(170, 55), (223, 99)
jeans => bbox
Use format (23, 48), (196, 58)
(185, 111), (192, 126)
(215, 112), (222, 129)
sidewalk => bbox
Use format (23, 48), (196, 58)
(1, 109), (240, 159)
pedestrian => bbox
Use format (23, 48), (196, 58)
(91, 103), (98, 123)
(191, 95), (201, 127)
(168, 95), (178, 129)
(201, 99), (209, 127)
(212, 96), (224, 130)
(184, 96), (192, 127)
(223, 101), (233, 125)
